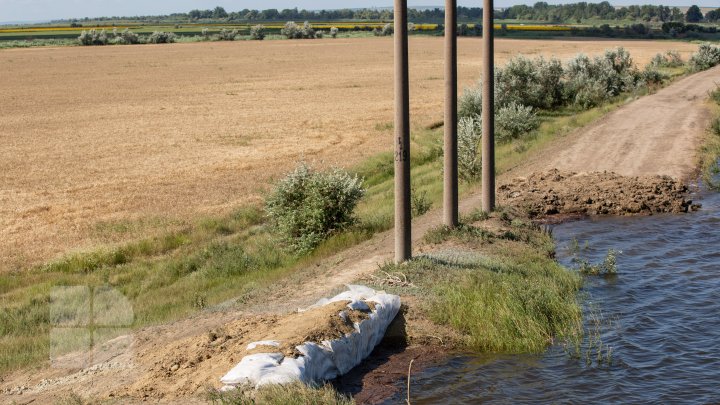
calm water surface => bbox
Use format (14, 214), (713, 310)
(387, 183), (720, 404)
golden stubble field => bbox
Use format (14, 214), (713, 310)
(0, 37), (698, 271)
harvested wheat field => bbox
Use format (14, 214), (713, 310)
(0, 37), (698, 271)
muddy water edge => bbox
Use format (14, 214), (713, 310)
(368, 175), (720, 404)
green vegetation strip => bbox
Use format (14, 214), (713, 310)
(379, 208), (582, 353)
(700, 86), (720, 188)
(206, 382), (353, 405)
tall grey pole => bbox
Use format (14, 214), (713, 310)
(482, 0), (496, 212)
(394, 0), (411, 263)
(444, 0), (459, 228)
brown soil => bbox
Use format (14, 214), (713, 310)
(334, 344), (448, 405)
(0, 37), (700, 272)
(0, 301), (375, 402)
(499, 169), (699, 219)
(515, 65), (720, 181)
(244, 300), (371, 358)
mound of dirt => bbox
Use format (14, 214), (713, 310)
(244, 300), (372, 358)
(499, 170), (699, 219)
(118, 301), (376, 399)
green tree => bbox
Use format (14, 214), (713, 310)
(213, 7), (228, 19)
(686, 5), (703, 23)
(706, 8), (720, 22)
(671, 7), (684, 21)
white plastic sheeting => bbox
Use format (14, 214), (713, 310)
(220, 285), (401, 389)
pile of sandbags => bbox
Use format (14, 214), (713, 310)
(220, 285), (401, 390)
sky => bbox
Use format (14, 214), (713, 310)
(0, 0), (716, 23)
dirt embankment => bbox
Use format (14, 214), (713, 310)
(500, 170), (699, 220)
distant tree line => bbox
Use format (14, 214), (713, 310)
(499, 2), (684, 23)
(56, 3), (720, 25)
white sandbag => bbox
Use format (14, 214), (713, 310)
(246, 341), (280, 351)
(220, 285), (401, 390)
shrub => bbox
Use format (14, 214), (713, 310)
(650, 50), (684, 68)
(302, 21), (316, 38)
(265, 164), (365, 254)
(565, 58), (599, 106)
(532, 57), (565, 109)
(78, 29), (108, 46)
(567, 75), (609, 109)
(650, 53), (665, 67)
(563, 49), (640, 108)
(641, 66), (668, 85)
(689, 43), (720, 72)
(457, 117), (482, 182)
(711, 86), (720, 105)
(411, 187), (432, 218)
(495, 102), (540, 142)
(112, 28), (139, 45)
(147, 31), (176, 44)
(201, 28), (210, 38)
(495, 56), (535, 108)
(281, 21), (302, 39)
(578, 249), (619, 276)
(458, 23), (469, 36)
(330, 27), (339, 38)
(458, 84), (483, 119)
(604, 47), (637, 78)
(381, 23), (394, 36)
(665, 50), (684, 67)
(495, 56), (564, 109)
(315, 30), (324, 39)
(250, 25), (265, 40)
(281, 21), (317, 39)
(217, 28), (239, 41)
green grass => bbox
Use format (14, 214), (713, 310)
(374, 208), (582, 353)
(0, 38), (77, 48)
(575, 249), (620, 277)
(207, 383), (354, 405)
(700, 86), (720, 189)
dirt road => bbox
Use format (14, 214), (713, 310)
(520, 65), (720, 180)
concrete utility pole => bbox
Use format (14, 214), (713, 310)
(444, 0), (459, 228)
(394, 0), (412, 263)
(482, 0), (496, 212)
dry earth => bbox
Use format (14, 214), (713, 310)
(499, 169), (698, 219)
(0, 37), (700, 272)
(517, 65), (720, 179)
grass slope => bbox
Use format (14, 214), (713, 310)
(376, 208), (582, 353)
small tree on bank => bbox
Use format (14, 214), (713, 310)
(265, 164), (365, 253)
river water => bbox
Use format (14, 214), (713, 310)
(386, 181), (720, 403)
